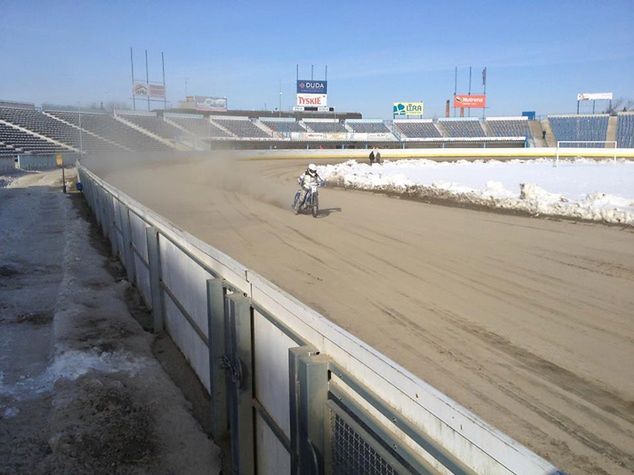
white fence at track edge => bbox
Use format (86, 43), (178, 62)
(77, 161), (561, 475)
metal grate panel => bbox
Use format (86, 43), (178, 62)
(331, 411), (399, 475)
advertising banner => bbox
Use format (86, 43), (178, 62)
(393, 102), (424, 116)
(297, 80), (327, 94)
(193, 96), (228, 112)
(454, 94), (486, 108)
(133, 82), (166, 98)
(133, 82), (149, 97)
(296, 93), (328, 107)
(577, 92), (613, 101)
(149, 84), (166, 99)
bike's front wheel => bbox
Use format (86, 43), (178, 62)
(292, 191), (301, 214)
(312, 195), (319, 218)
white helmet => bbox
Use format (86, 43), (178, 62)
(308, 163), (317, 174)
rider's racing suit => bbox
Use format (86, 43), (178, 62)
(297, 171), (323, 208)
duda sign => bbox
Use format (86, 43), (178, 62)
(297, 80), (328, 94)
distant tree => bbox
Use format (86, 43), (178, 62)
(604, 97), (634, 114)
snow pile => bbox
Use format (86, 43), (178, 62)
(318, 159), (634, 224)
(0, 351), (150, 400)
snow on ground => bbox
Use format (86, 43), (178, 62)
(0, 170), (220, 473)
(318, 158), (634, 225)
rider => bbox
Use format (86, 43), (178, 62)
(297, 163), (323, 209)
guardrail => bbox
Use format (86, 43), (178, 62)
(77, 161), (561, 474)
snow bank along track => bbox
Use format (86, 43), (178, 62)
(77, 161), (560, 474)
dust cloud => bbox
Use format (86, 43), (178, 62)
(81, 151), (300, 210)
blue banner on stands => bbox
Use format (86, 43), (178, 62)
(297, 80), (327, 94)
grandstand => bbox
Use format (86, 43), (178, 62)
(345, 120), (391, 134)
(438, 118), (486, 137)
(166, 114), (231, 138)
(46, 109), (171, 151)
(0, 121), (70, 155)
(303, 119), (347, 133)
(117, 112), (185, 141)
(210, 116), (270, 138)
(485, 117), (531, 138)
(0, 105), (123, 153)
(259, 118), (306, 134)
(616, 112), (634, 148)
(0, 96), (630, 153)
(548, 114), (609, 147)
(0, 142), (18, 156)
(392, 120), (442, 138)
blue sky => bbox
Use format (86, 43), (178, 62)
(1, 0), (632, 118)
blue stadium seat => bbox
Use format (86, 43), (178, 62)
(616, 113), (634, 148)
(548, 114), (609, 147)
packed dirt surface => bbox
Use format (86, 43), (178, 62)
(88, 153), (634, 474)
(0, 170), (219, 474)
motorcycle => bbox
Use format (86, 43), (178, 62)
(292, 182), (322, 218)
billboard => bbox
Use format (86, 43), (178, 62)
(296, 93), (327, 107)
(297, 80), (327, 94)
(577, 92), (613, 101)
(188, 96), (228, 112)
(133, 82), (149, 96)
(454, 94), (486, 108)
(133, 82), (166, 98)
(393, 102), (424, 116)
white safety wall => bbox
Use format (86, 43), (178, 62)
(77, 162), (561, 475)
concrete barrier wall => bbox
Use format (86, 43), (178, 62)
(240, 146), (634, 161)
(77, 162), (561, 475)
(16, 153), (79, 171)
(0, 157), (16, 172)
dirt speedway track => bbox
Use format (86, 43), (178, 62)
(89, 154), (634, 474)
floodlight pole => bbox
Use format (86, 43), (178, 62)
(130, 47), (136, 111)
(468, 66), (472, 117)
(483, 67), (487, 119)
(145, 49), (150, 112)
(162, 51), (167, 110)
(77, 102), (83, 154)
(453, 66), (457, 117)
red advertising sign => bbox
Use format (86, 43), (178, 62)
(454, 94), (486, 108)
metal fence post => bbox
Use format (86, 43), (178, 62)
(226, 293), (255, 475)
(289, 345), (319, 474)
(206, 279), (228, 444)
(107, 197), (118, 257)
(145, 226), (164, 333)
(120, 206), (136, 284)
(297, 352), (330, 475)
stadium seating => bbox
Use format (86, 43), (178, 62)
(0, 106), (119, 153)
(0, 122), (69, 154)
(548, 114), (608, 147)
(616, 113), (634, 148)
(345, 121), (390, 134)
(0, 142), (18, 156)
(260, 119), (305, 133)
(392, 120), (441, 138)
(211, 117), (270, 138)
(438, 119), (486, 137)
(166, 116), (231, 138)
(303, 121), (347, 133)
(47, 110), (171, 151)
(118, 113), (185, 140)
(485, 117), (531, 138)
